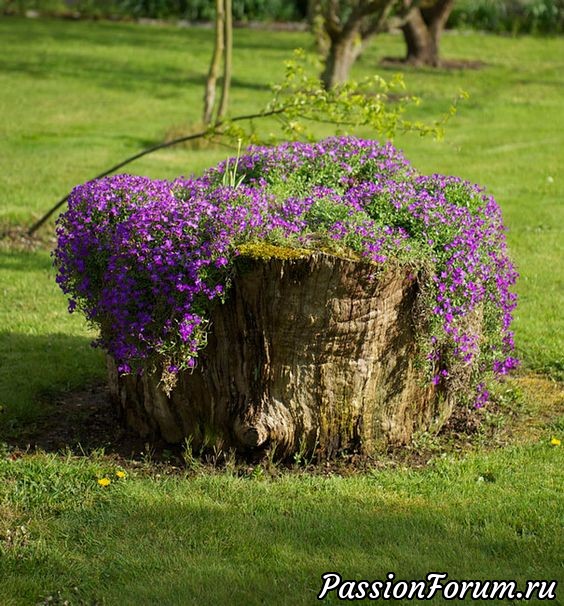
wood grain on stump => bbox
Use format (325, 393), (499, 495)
(107, 251), (453, 458)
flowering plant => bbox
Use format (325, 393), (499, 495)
(54, 136), (518, 406)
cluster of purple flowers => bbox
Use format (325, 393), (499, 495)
(54, 136), (518, 406)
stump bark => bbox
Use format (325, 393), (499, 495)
(107, 251), (454, 458)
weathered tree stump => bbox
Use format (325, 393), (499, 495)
(108, 251), (454, 458)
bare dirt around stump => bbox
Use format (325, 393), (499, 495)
(3, 383), (176, 462)
(4, 375), (561, 475)
(380, 57), (487, 70)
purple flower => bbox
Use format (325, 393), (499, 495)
(53, 136), (518, 402)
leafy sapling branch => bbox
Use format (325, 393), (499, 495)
(28, 51), (461, 235)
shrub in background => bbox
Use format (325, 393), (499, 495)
(0, 0), (307, 21)
(2, 0), (562, 34)
(448, 0), (563, 35)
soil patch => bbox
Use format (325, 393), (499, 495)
(4, 383), (178, 464)
(0, 225), (56, 251)
(3, 374), (562, 475)
(380, 57), (486, 70)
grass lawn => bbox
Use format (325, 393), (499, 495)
(0, 16), (563, 606)
(1, 440), (562, 606)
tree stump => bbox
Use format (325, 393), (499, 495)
(107, 251), (454, 459)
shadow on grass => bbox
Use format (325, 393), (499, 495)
(0, 248), (55, 272)
(0, 54), (271, 96)
(0, 17), (214, 52)
(0, 330), (180, 460)
(0, 18), (285, 96)
(0, 331), (106, 437)
(0, 55), (196, 93)
(5, 476), (560, 605)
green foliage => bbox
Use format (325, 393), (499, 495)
(448, 0), (564, 34)
(115, 0), (305, 21)
(1, 0), (130, 18)
(219, 49), (457, 147)
(220, 139), (245, 188)
(0, 0), (306, 21)
(4, 0), (563, 34)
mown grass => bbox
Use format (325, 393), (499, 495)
(0, 249), (105, 424)
(1, 440), (563, 606)
(0, 16), (563, 605)
(0, 18), (561, 406)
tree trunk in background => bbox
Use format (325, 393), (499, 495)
(402, 7), (432, 65)
(108, 252), (463, 460)
(217, 0), (232, 121)
(203, 0), (225, 125)
(321, 33), (363, 89)
(319, 0), (397, 89)
(401, 0), (455, 66)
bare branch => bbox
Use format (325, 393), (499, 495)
(322, 0), (343, 39)
(217, 0), (232, 121)
(27, 107), (285, 236)
(203, 0), (225, 125)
